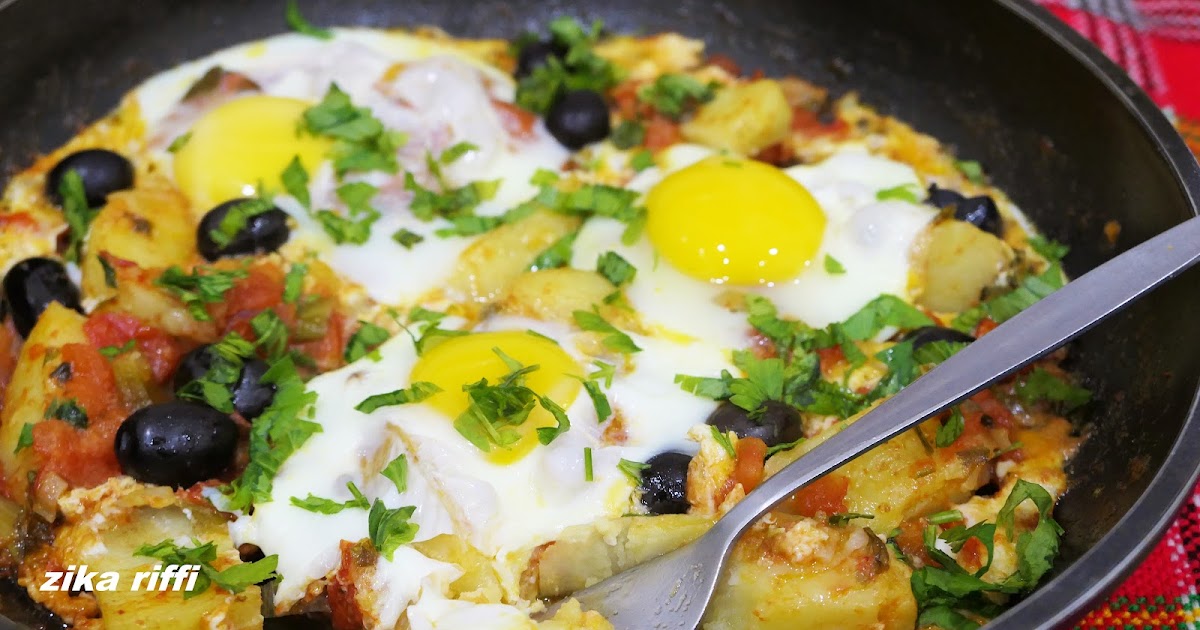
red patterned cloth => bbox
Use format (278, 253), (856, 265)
(1031, 1), (1200, 627)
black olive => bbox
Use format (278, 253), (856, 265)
(706, 400), (803, 448)
(197, 198), (290, 261)
(2, 258), (83, 338)
(545, 90), (611, 150)
(234, 359), (276, 420)
(515, 40), (565, 78)
(46, 149), (135, 208)
(173, 345), (276, 419)
(925, 184), (965, 209)
(639, 451), (691, 515)
(114, 401), (238, 488)
(903, 326), (975, 350)
(954, 195), (1003, 237)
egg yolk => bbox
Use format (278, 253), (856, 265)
(409, 331), (582, 464)
(645, 156), (826, 285)
(173, 95), (329, 210)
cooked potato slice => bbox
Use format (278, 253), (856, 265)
(682, 80), (792, 156)
(53, 478), (262, 630)
(497, 268), (637, 329)
(82, 178), (198, 303)
(0, 303), (88, 499)
(917, 220), (1011, 313)
(447, 211), (580, 308)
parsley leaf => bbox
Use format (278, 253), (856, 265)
(302, 84), (405, 176)
(282, 263), (307, 304)
(381, 454), (409, 493)
(392, 228), (424, 249)
(58, 170), (98, 263)
(530, 230), (578, 271)
(290, 481), (370, 514)
(572, 362), (614, 422)
(828, 512), (875, 526)
(823, 254), (846, 275)
(135, 539), (279, 598)
(167, 132), (192, 153)
(99, 339), (136, 358)
(838, 295), (935, 341)
(573, 309), (641, 354)
(955, 159), (985, 184)
(1014, 368), (1091, 412)
(630, 150), (655, 173)
(765, 437), (804, 457)
(1028, 235), (1069, 262)
(14, 423), (34, 453)
(209, 198), (274, 249)
(710, 426), (736, 458)
(45, 398), (88, 428)
(345, 321), (390, 363)
(368, 499), (419, 561)
(250, 310), (289, 361)
(584, 447), (594, 481)
(535, 394), (571, 445)
(155, 265), (248, 322)
(284, 0), (332, 39)
(596, 251), (637, 287)
(935, 408), (966, 447)
(914, 340), (968, 365)
(281, 155), (312, 210)
(515, 17), (621, 115)
(618, 458), (649, 484)
(952, 263), (1065, 332)
(637, 74), (716, 119)
(611, 120), (645, 149)
(355, 381), (441, 413)
(176, 333), (255, 413)
(98, 255), (118, 288)
(875, 183), (922, 203)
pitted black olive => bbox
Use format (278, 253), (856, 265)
(545, 90), (611, 150)
(903, 326), (976, 350)
(172, 345), (276, 419)
(233, 359), (276, 420)
(515, 40), (566, 78)
(114, 401), (238, 488)
(46, 149), (135, 207)
(639, 451), (691, 515)
(925, 184), (966, 209)
(197, 198), (290, 261)
(3, 257), (83, 338)
(954, 195), (1003, 237)
(706, 400), (803, 448)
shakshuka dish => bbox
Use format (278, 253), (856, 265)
(0, 5), (1087, 630)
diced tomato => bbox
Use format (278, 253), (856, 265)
(817, 346), (845, 375)
(970, 389), (1014, 428)
(894, 517), (934, 567)
(643, 115), (681, 152)
(958, 536), (987, 572)
(0, 212), (38, 231)
(791, 107), (823, 131)
(295, 310), (348, 373)
(84, 312), (182, 383)
(327, 541), (366, 630)
(611, 82), (641, 120)
(31, 343), (125, 488)
(974, 317), (999, 337)
(732, 437), (767, 492)
(706, 53), (741, 76)
(492, 99), (537, 140)
(753, 143), (794, 166)
(784, 474), (849, 517)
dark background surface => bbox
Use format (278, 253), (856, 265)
(0, 1), (1198, 628)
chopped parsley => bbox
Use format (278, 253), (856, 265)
(381, 454), (409, 493)
(155, 265), (248, 322)
(828, 512), (875, 526)
(302, 84), (407, 176)
(927, 509), (965, 525)
(914, 340), (969, 366)
(58, 170), (98, 263)
(282, 263), (307, 304)
(530, 230), (578, 270)
(710, 426), (736, 458)
(823, 254), (846, 275)
(355, 381), (441, 413)
(167, 131), (193, 153)
(637, 73), (716, 119)
(952, 263), (1065, 332)
(344, 321), (390, 363)
(284, 0), (332, 40)
(367, 499), (419, 561)
(584, 447), (594, 481)
(572, 360), (614, 423)
(176, 333), (255, 413)
(209, 198), (274, 248)
(392, 228), (424, 249)
(596, 251), (637, 287)
(250, 310), (289, 361)
(44, 398), (88, 429)
(935, 408), (966, 448)
(515, 17), (621, 115)
(1014, 368), (1091, 412)
(290, 481), (370, 514)
(222, 356), (321, 511)
(98, 255), (118, 288)
(629, 150), (655, 172)
(99, 339), (136, 358)
(617, 458), (649, 484)
(573, 309), (641, 354)
(280, 155), (312, 210)
(765, 437), (804, 457)
(955, 159), (985, 184)
(14, 423), (33, 453)
(1028, 235), (1069, 263)
(875, 183), (922, 203)
(452, 348), (572, 451)
(611, 120), (645, 149)
(135, 539), (279, 598)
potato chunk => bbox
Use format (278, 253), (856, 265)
(917, 220), (1011, 312)
(682, 80), (792, 155)
(447, 211), (580, 310)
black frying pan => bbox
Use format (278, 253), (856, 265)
(1, 1), (1199, 628)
